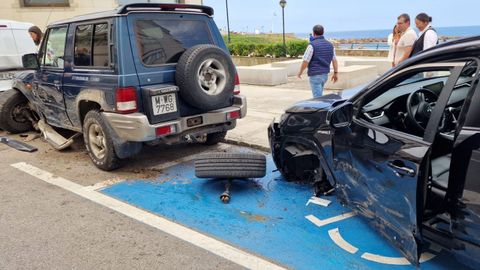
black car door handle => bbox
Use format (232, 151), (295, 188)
(387, 161), (416, 177)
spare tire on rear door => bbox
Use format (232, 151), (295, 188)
(175, 44), (236, 111)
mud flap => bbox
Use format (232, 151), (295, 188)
(37, 119), (79, 150)
(0, 137), (37, 152)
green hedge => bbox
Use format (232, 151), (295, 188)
(227, 40), (309, 58)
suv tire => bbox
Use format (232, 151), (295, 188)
(204, 131), (227, 145)
(176, 44), (236, 111)
(195, 153), (266, 179)
(0, 89), (33, 133)
(83, 110), (120, 171)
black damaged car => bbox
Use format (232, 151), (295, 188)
(268, 36), (480, 268)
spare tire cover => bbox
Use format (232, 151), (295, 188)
(175, 44), (236, 110)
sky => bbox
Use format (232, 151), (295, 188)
(203, 0), (480, 33)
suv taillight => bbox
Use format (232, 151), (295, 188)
(233, 73), (240, 95)
(116, 87), (137, 114)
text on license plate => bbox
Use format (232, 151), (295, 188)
(151, 94), (177, 116)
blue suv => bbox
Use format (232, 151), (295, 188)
(0, 3), (246, 170)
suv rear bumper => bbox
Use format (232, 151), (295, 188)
(102, 95), (247, 142)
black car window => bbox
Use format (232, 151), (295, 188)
(74, 23), (109, 67)
(447, 61), (479, 129)
(360, 68), (453, 137)
(363, 70), (452, 113)
(135, 19), (213, 66)
(43, 27), (68, 68)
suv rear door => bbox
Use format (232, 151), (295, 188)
(126, 12), (228, 120)
(126, 12), (219, 87)
(34, 26), (70, 127)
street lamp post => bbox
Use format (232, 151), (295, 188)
(225, 0), (231, 43)
(279, 0), (287, 57)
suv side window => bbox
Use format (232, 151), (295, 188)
(42, 27), (68, 68)
(74, 23), (109, 67)
(135, 19), (213, 66)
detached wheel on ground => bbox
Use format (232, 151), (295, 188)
(195, 152), (267, 204)
(176, 44), (236, 111)
(83, 110), (120, 171)
(195, 152), (266, 179)
(0, 89), (33, 133)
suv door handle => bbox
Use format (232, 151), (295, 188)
(387, 161), (416, 177)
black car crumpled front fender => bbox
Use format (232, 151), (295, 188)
(268, 119), (335, 186)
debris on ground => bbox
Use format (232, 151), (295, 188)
(0, 136), (37, 152)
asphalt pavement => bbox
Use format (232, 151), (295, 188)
(0, 82), (322, 269)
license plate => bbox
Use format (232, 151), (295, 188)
(151, 93), (177, 115)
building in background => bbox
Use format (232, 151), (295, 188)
(0, 0), (203, 30)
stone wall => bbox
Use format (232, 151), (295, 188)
(336, 49), (389, 57)
(232, 56), (292, 67)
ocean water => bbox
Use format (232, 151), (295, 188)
(296, 25), (480, 40)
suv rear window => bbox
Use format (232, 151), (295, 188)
(74, 23), (109, 67)
(135, 19), (213, 66)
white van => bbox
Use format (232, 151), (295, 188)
(0, 20), (37, 92)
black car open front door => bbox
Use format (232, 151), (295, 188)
(330, 64), (465, 264)
(331, 117), (430, 263)
(438, 78), (480, 268)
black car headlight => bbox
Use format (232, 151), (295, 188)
(286, 114), (312, 127)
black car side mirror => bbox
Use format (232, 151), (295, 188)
(327, 102), (354, 129)
(22, 54), (40, 70)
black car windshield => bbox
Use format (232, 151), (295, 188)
(135, 19), (213, 66)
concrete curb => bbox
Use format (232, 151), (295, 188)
(223, 139), (270, 153)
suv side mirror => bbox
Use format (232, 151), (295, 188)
(22, 54), (40, 70)
(327, 102), (354, 129)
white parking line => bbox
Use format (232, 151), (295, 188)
(361, 251), (436, 265)
(306, 196), (332, 207)
(328, 228), (358, 254)
(305, 212), (356, 227)
(11, 162), (286, 270)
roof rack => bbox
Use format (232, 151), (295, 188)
(118, 3), (214, 16)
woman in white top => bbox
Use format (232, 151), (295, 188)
(387, 25), (401, 67)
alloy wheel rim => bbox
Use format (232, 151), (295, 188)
(197, 58), (227, 96)
(88, 123), (106, 159)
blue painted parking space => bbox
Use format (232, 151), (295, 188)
(102, 156), (469, 270)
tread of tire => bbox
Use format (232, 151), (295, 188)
(194, 152), (266, 179)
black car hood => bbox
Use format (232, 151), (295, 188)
(285, 86), (365, 114)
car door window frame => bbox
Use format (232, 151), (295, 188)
(72, 20), (112, 71)
(352, 62), (467, 143)
(40, 25), (68, 71)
